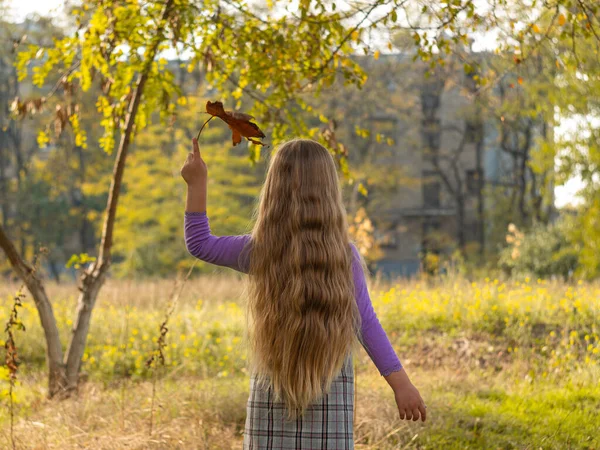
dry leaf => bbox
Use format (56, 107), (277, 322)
(205, 101), (266, 146)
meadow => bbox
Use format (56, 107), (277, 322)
(0, 273), (598, 449)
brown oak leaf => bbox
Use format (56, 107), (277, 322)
(205, 101), (266, 146)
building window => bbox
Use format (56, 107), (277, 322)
(422, 171), (441, 208)
(465, 121), (482, 143)
(379, 230), (398, 249)
(466, 169), (482, 194)
(421, 117), (441, 152)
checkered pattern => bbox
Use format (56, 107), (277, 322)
(243, 355), (354, 449)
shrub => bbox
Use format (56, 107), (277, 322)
(499, 220), (579, 280)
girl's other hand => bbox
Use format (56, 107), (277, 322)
(181, 138), (207, 187)
(385, 368), (427, 422)
(393, 380), (427, 422)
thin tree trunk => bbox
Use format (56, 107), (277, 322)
(474, 126), (485, 257)
(349, 180), (361, 216)
(518, 155), (527, 222)
(0, 226), (67, 396)
(74, 143), (91, 252)
(0, 142), (7, 229)
(48, 258), (62, 284)
(456, 197), (466, 250)
(63, 0), (175, 390)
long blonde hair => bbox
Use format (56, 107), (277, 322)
(246, 138), (362, 419)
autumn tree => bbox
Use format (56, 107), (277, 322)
(0, 0), (401, 396)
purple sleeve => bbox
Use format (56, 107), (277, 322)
(351, 243), (403, 376)
(184, 212), (251, 273)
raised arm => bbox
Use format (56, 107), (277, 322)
(181, 138), (252, 273)
(184, 212), (251, 273)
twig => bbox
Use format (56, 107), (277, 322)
(146, 262), (197, 435)
(196, 116), (215, 141)
(576, 0), (600, 43)
(307, 0), (386, 86)
(119, 282), (132, 431)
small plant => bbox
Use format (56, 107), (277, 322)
(3, 248), (45, 449)
(145, 262), (196, 435)
(4, 289), (25, 450)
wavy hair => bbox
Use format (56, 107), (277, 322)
(246, 138), (362, 419)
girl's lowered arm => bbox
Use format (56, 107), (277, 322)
(350, 243), (426, 422)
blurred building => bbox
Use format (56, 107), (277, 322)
(358, 55), (556, 277)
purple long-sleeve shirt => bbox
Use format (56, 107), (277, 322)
(184, 211), (403, 376)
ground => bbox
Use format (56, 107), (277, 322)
(0, 275), (598, 449)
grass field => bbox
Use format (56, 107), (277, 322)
(1, 274), (599, 449)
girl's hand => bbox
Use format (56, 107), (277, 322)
(181, 138), (207, 187)
(394, 379), (427, 422)
(385, 368), (427, 422)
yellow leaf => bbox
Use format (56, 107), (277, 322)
(374, 50), (380, 60)
(37, 130), (49, 148)
(387, 42), (393, 51)
(358, 183), (368, 196)
(558, 14), (566, 26)
(532, 24), (541, 33)
(351, 30), (360, 41)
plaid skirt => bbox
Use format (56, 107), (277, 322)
(243, 355), (354, 449)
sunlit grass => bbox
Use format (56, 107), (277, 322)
(0, 274), (598, 448)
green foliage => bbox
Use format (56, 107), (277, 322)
(14, 0), (377, 164)
(568, 197), (600, 280)
(66, 253), (97, 270)
(499, 220), (579, 280)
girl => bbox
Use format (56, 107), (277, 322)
(181, 137), (426, 449)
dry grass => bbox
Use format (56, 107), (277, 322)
(3, 373), (248, 449)
(3, 366), (599, 449)
(1, 273), (599, 449)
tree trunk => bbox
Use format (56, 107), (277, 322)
(474, 126), (485, 258)
(517, 153), (528, 223)
(0, 141), (7, 229)
(63, 0), (175, 391)
(0, 226), (67, 396)
(456, 197), (466, 251)
(48, 258), (62, 284)
(517, 122), (533, 225)
(0, 0), (174, 396)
